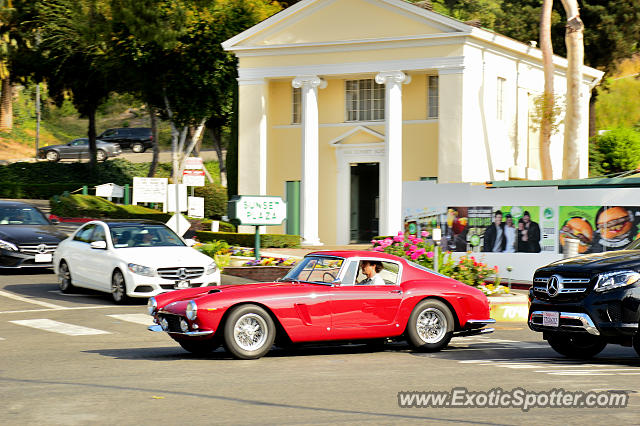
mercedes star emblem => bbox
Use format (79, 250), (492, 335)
(178, 268), (188, 280)
(547, 275), (562, 297)
(37, 244), (47, 254)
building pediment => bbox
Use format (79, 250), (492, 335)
(223, 0), (468, 50)
(329, 126), (385, 146)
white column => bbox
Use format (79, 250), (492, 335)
(375, 71), (410, 236)
(293, 76), (326, 246)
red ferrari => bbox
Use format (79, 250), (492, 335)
(147, 250), (495, 359)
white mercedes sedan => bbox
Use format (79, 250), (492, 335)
(53, 220), (220, 303)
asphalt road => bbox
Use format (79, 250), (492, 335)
(1, 270), (639, 425)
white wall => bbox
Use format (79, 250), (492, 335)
(403, 181), (640, 282)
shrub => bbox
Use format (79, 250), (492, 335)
(50, 194), (171, 221)
(589, 128), (640, 176)
(194, 181), (227, 219)
(196, 231), (300, 248)
(200, 219), (236, 233)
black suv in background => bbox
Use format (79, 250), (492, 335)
(528, 240), (640, 359)
(97, 127), (153, 153)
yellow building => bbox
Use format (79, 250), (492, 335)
(223, 0), (603, 246)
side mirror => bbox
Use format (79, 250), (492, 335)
(184, 238), (196, 247)
(90, 241), (107, 250)
(49, 218), (60, 225)
(331, 279), (342, 287)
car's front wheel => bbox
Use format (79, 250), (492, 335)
(407, 299), (454, 352)
(224, 304), (276, 359)
(46, 150), (60, 162)
(58, 261), (75, 293)
(546, 333), (607, 359)
(131, 142), (145, 153)
(96, 149), (107, 161)
(177, 338), (220, 355)
(111, 270), (129, 304)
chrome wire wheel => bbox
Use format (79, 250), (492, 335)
(96, 149), (106, 161)
(46, 151), (59, 162)
(233, 313), (268, 351)
(416, 307), (447, 344)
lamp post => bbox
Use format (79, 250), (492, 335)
(432, 228), (442, 273)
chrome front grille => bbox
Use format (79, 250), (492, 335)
(533, 275), (591, 295)
(18, 244), (58, 254)
(157, 267), (204, 280)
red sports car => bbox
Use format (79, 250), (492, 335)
(147, 250), (495, 359)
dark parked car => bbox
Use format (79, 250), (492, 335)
(528, 240), (640, 359)
(0, 201), (68, 268)
(38, 138), (122, 162)
(97, 127), (153, 153)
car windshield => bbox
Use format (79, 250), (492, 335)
(109, 224), (185, 248)
(0, 207), (50, 225)
(281, 256), (344, 284)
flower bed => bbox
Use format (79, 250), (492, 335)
(372, 232), (511, 296)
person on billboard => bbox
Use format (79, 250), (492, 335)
(483, 210), (506, 252)
(587, 206), (639, 252)
(503, 213), (516, 253)
(520, 211), (541, 253)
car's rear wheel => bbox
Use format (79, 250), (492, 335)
(46, 150), (60, 162)
(224, 304), (276, 360)
(546, 333), (607, 359)
(111, 270), (129, 304)
(177, 338), (220, 355)
(407, 299), (454, 352)
(131, 142), (145, 153)
(58, 261), (75, 293)
(96, 149), (107, 161)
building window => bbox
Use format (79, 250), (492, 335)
(345, 79), (385, 122)
(427, 75), (438, 119)
(292, 87), (301, 124)
(497, 77), (506, 121)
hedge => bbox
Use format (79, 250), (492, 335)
(0, 182), (99, 199)
(50, 194), (172, 222)
(196, 231), (300, 248)
(200, 219), (236, 233)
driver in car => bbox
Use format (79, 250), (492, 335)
(358, 260), (384, 285)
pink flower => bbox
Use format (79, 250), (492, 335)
(398, 231), (404, 236)
(393, 235), (404, 243)
(416, 248), (426, 256)
(410, 245), (418, 251)
(421, 230), (429, 237)
(404, 243), (410, 248)
(415, 238), (424, 243)
(410, 252), (420, 260)
(426, 251), (434, 259)
(373, 246), (383, 252)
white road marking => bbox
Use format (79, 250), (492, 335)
(107, 314), (154, 325)
(0, 289), (65, 309)
(9, 319), (111, 336)
(0, 305), (139, 314)
(48, 290), (104, 297)
(459, 358), (640, 376)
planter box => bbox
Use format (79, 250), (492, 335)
(228, 256), (255, 267)
(223, 266), (292, 282)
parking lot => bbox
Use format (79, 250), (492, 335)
(0, 268), (639, 425)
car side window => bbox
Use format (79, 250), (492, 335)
(102, 129), (116, 137)
(73, 224), (95, 243)
(340, 260), (359, 286)
(355, 260), (400, 285)
(90, 225), (106, 243)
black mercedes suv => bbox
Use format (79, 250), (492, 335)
(97, 127), (153, 153)
(529, 240), (640, 359)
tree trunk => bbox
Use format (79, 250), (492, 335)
(0, 78), (13, 130)
(164, 93), (180, 184)
(539, 0), (554, 180)
(209, 127), (227, 187)
(88, 107), (97, 169)
(148, 104), (159, 177)
(560, 0), (584, 179)
(588, 91), (598, 139)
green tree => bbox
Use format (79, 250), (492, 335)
(589, 128), (640, 176)
(36, 0), (115, 169)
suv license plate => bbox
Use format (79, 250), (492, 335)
(175, 280), (190, 289)
(35, 253), (52, 263)
(542, 311), (559, 327)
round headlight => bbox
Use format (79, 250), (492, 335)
(179, 318), (189, 332)
(160, 317), (169, 331)
(186, 300), (197, 321)
(147, 297), (157, 316)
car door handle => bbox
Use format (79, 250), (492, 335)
(390, 289), (402, 294)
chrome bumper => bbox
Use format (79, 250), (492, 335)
(147, 324), (214, 337)
(529, 311), (600, 336)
